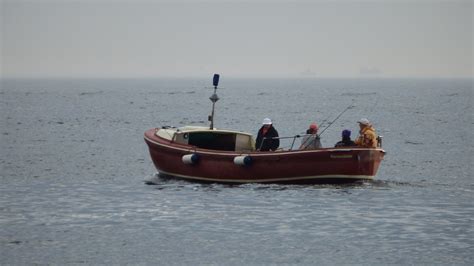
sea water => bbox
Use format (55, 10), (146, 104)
(1, 78), (473, 264)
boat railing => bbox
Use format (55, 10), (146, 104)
(261, 134), (316, 151)
(263, 134), (384, 150)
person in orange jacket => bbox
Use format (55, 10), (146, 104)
(355, 118), (378, 148)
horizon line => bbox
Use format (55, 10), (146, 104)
(2, 75), (473, 80)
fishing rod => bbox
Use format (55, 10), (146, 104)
(296, 113), (332, 149)
(318, 104), (354, 136)
(316, 116), (332, 132)
(291, 106), (350, 150)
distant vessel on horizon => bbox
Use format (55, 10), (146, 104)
(300, 68), (317, 77)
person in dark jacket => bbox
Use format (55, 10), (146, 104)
(255, 118), (279, 151)
(335, 129), (356, 147)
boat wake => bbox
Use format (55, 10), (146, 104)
(143, 173), (162, 185)
(144, 172), (423, 190)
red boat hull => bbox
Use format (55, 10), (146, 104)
(144, 129), (385, 184)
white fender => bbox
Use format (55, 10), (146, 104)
(182, 154), (199, 165)
(234, 155), (252, 166)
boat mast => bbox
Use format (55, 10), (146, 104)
(208, 74), (220, 129)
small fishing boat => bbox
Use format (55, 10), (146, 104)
(144, 75), (385, 184)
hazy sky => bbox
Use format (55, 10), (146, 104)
(1, 0), (473, 78)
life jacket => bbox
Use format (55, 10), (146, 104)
(355, 126), (378, 148)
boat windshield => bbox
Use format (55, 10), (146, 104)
(173, 130), (254, 152)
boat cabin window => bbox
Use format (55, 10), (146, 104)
(174, 131), (254, 152)
(189, 132), (235, 151)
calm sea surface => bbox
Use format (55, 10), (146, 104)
(1, 78), (473, 265)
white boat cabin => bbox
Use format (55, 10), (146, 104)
(157, 126), (255, 152)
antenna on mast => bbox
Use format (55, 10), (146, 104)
(208, 74), (220, 129)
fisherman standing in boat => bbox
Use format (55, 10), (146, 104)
(355, 118), (378, 148)
(299, 123), (322, 149)
(256, 118), (280, 151)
